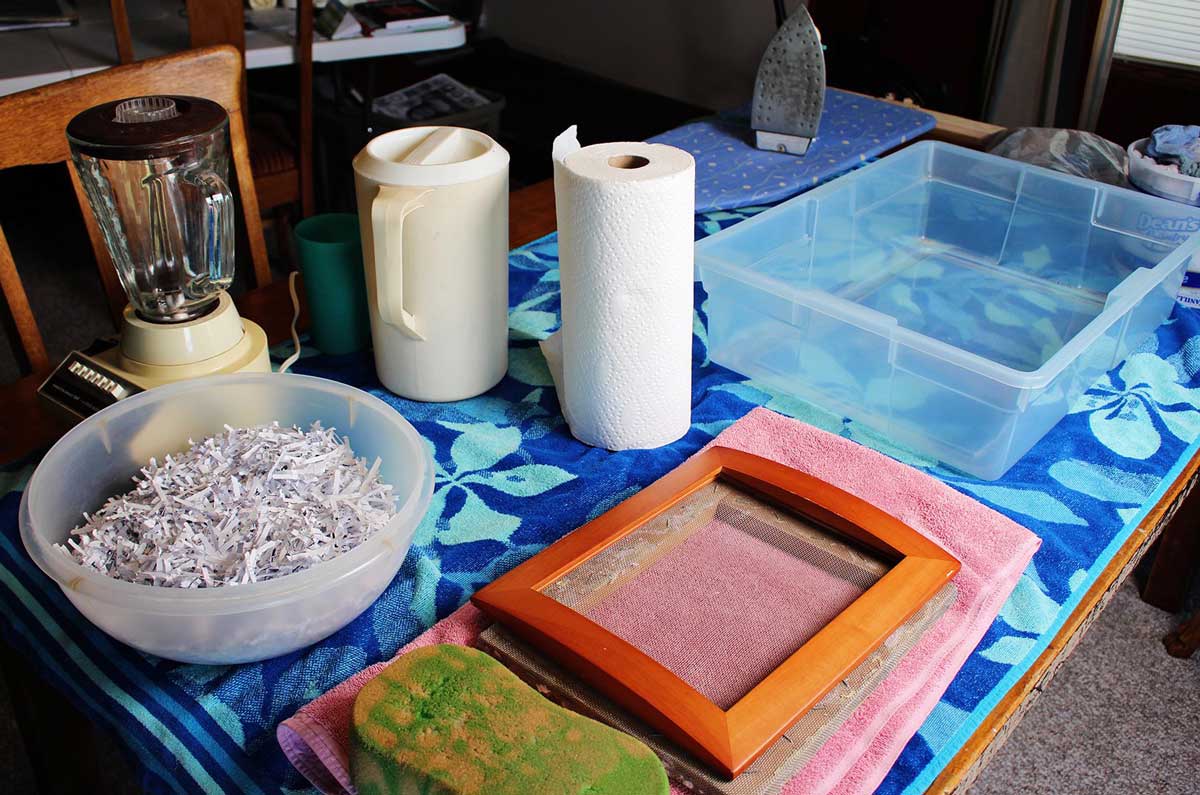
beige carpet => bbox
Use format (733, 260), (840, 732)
(969, 581), (1199, 795)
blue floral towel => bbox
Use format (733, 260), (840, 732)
(2, 206), (1199, 795)
(649, 89), (936, 212)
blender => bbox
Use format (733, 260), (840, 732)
(39, 95), (270, 419)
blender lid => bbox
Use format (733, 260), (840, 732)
(67, 96), (229, 160)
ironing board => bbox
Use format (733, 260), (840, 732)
(649, 88), (935, 213)
(2, 110), (1198, 795)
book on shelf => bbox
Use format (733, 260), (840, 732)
(314, 0), (363, 40)
(353, 1), (455, 36)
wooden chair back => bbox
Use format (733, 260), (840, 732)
(110, 0), (135, 64)
(0, 45), (272, 375)
(185, 0), (316, 216)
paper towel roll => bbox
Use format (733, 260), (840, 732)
(541, 126), (695, 450)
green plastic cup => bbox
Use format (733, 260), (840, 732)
(293, 213), (372, 356)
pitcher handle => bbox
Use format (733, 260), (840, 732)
(372, 185), (430, 340)
(189, 169), (236, 290)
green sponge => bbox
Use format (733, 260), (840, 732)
(351, 644), (669, 795)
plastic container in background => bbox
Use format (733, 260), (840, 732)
(1126, 138), (1200, 308)
(697, 141), (1200, 480)
(20, 374), (433, 664)
(294, 213), (373, 355)
(1127, 138), (1200, 206)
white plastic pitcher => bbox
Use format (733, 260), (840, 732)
(353, 126), (510, 401)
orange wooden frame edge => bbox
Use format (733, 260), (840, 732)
(471, 446), (960, 778)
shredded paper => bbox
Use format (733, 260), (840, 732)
(57, 422), (398, 588)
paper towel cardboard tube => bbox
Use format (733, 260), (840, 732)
(543, 125), (695, 450)
(608, 154), (650, 169)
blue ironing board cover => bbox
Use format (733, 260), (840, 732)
(3, 169), (1200, 795)
(650, 88), (936, 212)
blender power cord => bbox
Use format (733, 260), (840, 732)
(277, 271), (303, 374)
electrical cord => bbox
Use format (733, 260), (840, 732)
(277, 271), (302, 374)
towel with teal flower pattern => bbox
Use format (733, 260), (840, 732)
(1, 204), (1200, 795)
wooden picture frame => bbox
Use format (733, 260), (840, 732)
(471, 446), (960, 779)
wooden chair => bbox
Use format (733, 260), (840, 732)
(185, 0), (316, 220)
(110, 0), (134, 65)
(0, 45), (272, 375)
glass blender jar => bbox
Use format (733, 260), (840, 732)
(68, 95), (235, 322)
(41, 96), (269, 418)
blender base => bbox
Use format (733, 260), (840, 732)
(38, 291), (271, 420)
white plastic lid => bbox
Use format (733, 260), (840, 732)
(353, 126), (509, 187)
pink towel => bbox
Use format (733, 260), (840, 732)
(276, 607), (491, 795)
(278, 407), (1039, 795)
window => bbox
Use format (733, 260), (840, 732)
(1115, 0), (1200, 69)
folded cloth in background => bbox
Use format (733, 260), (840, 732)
(987, 127), (1130, 188)
(1146, 124), (1200, 177)
(278, 407), (1039, 795)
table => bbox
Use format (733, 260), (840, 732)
(0, 0), (465, 96)
(0, 179), (563, 794)
(2, 114), (1197, 794)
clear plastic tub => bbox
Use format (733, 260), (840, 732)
(697, 141), (1200, 479)
(20, 373), (433, 663)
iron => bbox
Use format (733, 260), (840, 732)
(752, 5), (826, 155)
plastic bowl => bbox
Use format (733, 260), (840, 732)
(19, 373), (433, 664)
(1128, 138), (1200, 206)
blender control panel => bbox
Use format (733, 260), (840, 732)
(38, 347), (144, 419)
